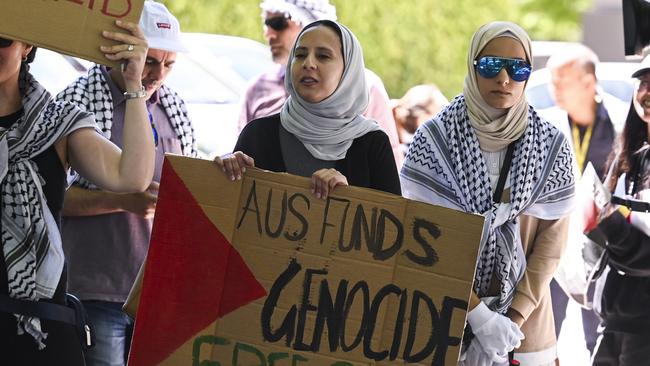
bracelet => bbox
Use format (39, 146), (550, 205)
(123, 85), (146, 100)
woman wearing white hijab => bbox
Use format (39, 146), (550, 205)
(216, 20), (400, 197)
(401, 22), (575, 365)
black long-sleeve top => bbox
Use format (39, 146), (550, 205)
(597, 151), (650, 334)
(234, 114), (401, 196)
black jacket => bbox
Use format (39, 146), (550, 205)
(598, 149), (650, 334)
(234, 114), (401, 196)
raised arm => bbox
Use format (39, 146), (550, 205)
(65, 20), (155, 193)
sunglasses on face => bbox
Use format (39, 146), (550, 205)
(0, 37), (14, 48)
(473, 56), (532, 82)
(264, 15), (291, 32)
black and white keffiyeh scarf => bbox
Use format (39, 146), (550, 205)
(57, 65), (197, 188)
(400, 95), (575, 313)
(1, 73), (96, 348)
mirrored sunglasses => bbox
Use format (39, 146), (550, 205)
(264, 15), (290, 32)
(473, 56), (531, 82)
(0, 37), (14, 48)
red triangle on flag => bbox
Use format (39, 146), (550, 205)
(128, 159), (266, 366)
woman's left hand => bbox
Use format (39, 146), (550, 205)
(100, 20), (148, 89)
(311, 168), (348, 200)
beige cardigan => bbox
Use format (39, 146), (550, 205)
(511, 215), (570, 353)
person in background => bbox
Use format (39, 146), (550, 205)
(591, 54), (650, 366)
(401, 21), (575, 365)
(391, 83), (448, 157)
(0, 19), (154, 366)
(238, 0), (403, 167)
(56, 2), (196, 365)
(217, 20), (400, 200)
(537, 44), (627, 358)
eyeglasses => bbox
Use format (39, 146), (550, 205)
(0, 37), (14, 48)
(473, 56), (532, 82)
(264, 15), (291, 32)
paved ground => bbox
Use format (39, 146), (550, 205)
(557, 299), (595, 365)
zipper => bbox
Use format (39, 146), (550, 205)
(85, 324), (91, 346)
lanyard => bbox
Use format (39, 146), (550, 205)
(148, 109), (159, 148)
(493, 142), (516, 204)
(571, 122), (593, 173)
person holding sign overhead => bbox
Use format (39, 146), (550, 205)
(215, 20), (400, 198)
(0, 18), (154, 366)
(401, 21), (575, 365)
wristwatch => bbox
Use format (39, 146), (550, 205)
(123, 85), (146, 99)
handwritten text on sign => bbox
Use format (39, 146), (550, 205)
(133, 156), (483, 366)
(213, 172), (483, 365)
(54, 0), (134, 18)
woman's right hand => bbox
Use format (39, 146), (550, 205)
(214, 152), (255, 181)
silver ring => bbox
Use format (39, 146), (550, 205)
(126, 44), (134, 52)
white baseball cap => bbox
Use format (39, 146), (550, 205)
(260, 0), (337, 25)
(140, 1), (188, 53)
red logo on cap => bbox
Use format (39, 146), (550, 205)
(157, 22), (171, 29)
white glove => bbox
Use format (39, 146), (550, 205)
(467, 302), (524, 362)
(459, 339), (495, 366)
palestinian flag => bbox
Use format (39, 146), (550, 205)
(127, 155), (483, 366)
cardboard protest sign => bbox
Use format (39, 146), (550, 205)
(128, 155), (485, 366)
(0, 0), (144, 68)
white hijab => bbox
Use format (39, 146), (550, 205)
(280, 20), (379, 161)
(463, 21), (532, 152)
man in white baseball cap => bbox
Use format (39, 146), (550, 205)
(139, 0), (189, 54)
(238, 0), (404, 167)
(57, 2), (197, 365)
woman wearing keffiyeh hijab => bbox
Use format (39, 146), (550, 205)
(216, 20), (400, 197)
(401, 22), (575, 366)
(0, 21), (155, 365)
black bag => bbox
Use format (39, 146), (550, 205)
(0, 293), (95, 351)
(65, 293), (95, 351)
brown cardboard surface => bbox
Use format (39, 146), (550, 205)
(0, 0), (144, 68)
(129, 155), (485, 366)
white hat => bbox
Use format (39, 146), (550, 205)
(632, 54), (650, 78)
(260, 0), (337, 25)
(140, 1), (188, 53)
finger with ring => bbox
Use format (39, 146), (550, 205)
(126, 44), (134, 51)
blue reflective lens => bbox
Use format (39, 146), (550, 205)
(473, 56), (531, 82)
